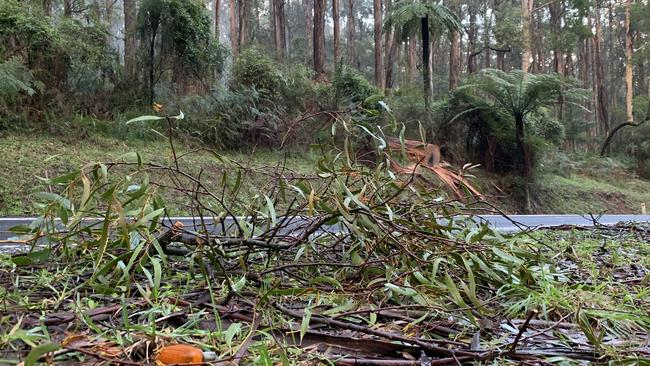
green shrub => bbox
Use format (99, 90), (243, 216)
(232, 48), (284, 98)
(318, 65), (380, 109)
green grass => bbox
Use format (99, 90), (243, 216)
(0, 132), (319, 216)
(2, 129), (650, 216)
(531, 173), (650, 214)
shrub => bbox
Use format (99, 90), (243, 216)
(318, 65), (380, 109)
(232, 48), (283, 98)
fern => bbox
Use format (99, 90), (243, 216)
(0, 57), (42, 99)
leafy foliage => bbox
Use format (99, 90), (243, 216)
(458, 69), (587, 176)
(383, 0), (461, 42)
(320, 64), (380, 109)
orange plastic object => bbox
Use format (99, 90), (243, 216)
(156, 344), (204, 365)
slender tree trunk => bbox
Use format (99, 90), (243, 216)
(384, 0), (394, 88)
(594, 0), (609, 134)
(483, 0), (493, 69)
(214, 0), (221, 42)
(229, 0), (239, 57)
(515, 114), (530, 177)
(64, 0), (72, 17)
(43, 0), (52, 16)
(148, 24), (158, 106)
(549, 1), (563, 74)
(124, 0), (137, 79)
(238, 0), (249, 49)
(385, 35), (399, 89)
(346, 0), (356, 66)
(449, 4), (460, 90)
(467, 5), (477, 74)
(304, 0), (313, 54)
(273, 0), (286, 59)
(407, 37), (417, 82)
(521, 0), (533, 74)
(332, 0), (341, 61)
(313, 0), (326, 78)
(422, 17), (431, 110)
(373, 0), (384, 90)
(624, 0), (633, 123)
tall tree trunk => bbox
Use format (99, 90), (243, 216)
(148, 22), (158, 106)
(214, 0), (221, 42)
(304, 0), (313, 54)
(238, 0), (249, 49)
(494, 0), (506, 70)
(229, 0), (239, 57)
(594, 0), (609, 134)
(346, 0), (356, 66)
(521, 0), (533, 74)
(449, 4), (460, 90)
(313, 0), (326, 78)
(624, 0), (633, 123)
(549, 0), (563, 74)
(273, 0), (286, 59)
(467, 4), (477, 74)
(124, 0), (137, 79)
(64, 0), (72, 17)
(385, 35), (399, 89)
(483, 0), (493, 69)
(407, 37), (417, 82)
(422, 17), (432, 110)
(384, 0), (394, 88)
(332, 0), (341, 61)
(43, 0), (52, 16)
(515, 114), (530, 177)
(373, 0), (384, 90)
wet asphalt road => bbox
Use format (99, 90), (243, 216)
(1, 214), (649, 253)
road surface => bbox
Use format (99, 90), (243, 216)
(2, 215), (649, 253)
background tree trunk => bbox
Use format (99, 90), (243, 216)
(304, 0), (313, 54)
(346, 0), (356, 66)
(467, 4), (477, 74)
(549, 1), (564, 74)
(229, 0), (239, 57)
(407, 37), (417, 82)
(449, 3), (461, 90)
(332, 0), (341, 61)
(124, 0), (137, 79)
(373, 0), (384, 90)
(422, 17), (432, 110)
(238, 1), (249, 49)
(313, 0), (326, 78)
(624, 0), (633, 123)
(385, 35), (399, 89)
(594, 0), (609, 134)
(273, 0), (287, 59)
(214, 0), (221, 42)
(521, 0), (533, 74)
(43, 0), (52, 16)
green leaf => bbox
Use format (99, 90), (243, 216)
(35, 192), (72, 210)
(11, 249), (51, 266)
(224, 323), (242, 350)
(119, 152), (142, 165)
(24, 342), (60, 366)
(264, 195), (277, 226)
(492, 247), (525, 265)
(151, 257), (162, 302)
(300, 307), (312, 342)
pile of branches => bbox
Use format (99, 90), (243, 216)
(2, 114), (648, 365)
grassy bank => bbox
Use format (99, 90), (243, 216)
(0, 132), (318, 216)
(1, 131), (649, 216)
